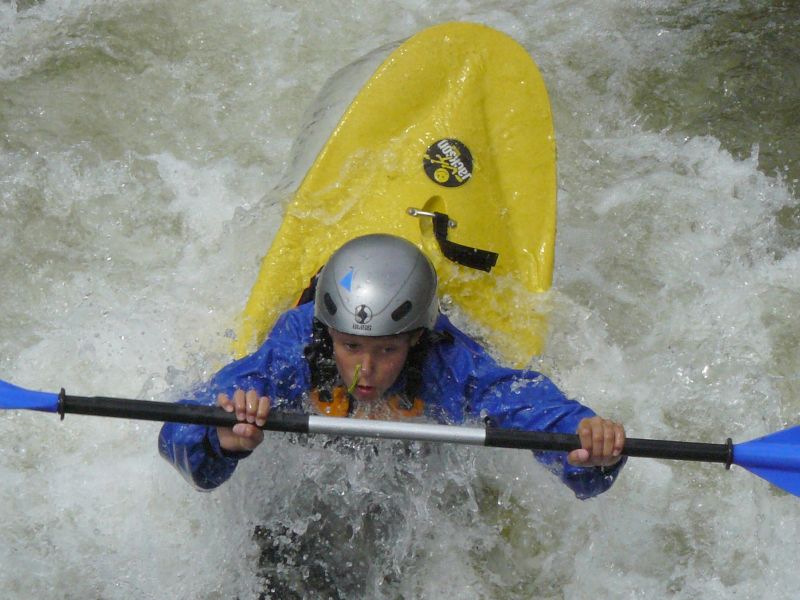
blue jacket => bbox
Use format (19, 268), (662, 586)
(159, 303), (624, 498)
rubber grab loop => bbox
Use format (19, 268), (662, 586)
(432, 212), (498, 272)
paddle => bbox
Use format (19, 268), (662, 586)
(2, 379), (798, 497)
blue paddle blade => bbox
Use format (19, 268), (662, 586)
(733, 426), (800, 497)
(0, 380), (60, 413)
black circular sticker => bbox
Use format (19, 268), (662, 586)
(423, 138), (473, 187)
(354, 304), (373, 325)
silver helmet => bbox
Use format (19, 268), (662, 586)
(314, 234), (438, 336)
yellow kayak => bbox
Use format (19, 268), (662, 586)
(234, 22), (556, 367)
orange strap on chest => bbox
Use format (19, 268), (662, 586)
(386, 394), (425, 418)
(309, 387), (424, 419)
(309, 386), (351, 417)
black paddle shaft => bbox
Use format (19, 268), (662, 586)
(59, 391), (733, 466)
(486, 428), (734, 466)
(58, 392), (310, 434)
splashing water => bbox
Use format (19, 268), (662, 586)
(1, 1), (798, 598)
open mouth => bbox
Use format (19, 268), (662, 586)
(354, 384), (376, 397)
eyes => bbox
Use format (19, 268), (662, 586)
(328, 328), (412, 358)
(341, 341), (403, 355)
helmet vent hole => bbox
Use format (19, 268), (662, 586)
(391, 301), (413, 322)
(323, 293), (337, 315)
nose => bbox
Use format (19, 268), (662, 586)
(360, 352), (375, 375)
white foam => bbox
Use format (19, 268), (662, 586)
(2, 2), (798, 599)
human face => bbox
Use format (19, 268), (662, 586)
(328, 328), (420, 403)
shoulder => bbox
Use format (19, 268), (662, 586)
(427, 313), (567, 397)
(429, 313), (496, 364)
(423, 313), (498, 386)
(241, 303), (314, 372)
(219, 304), (313, 396)
(266, 303), (315, 342)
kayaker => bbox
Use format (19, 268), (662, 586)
(159, 234), (626, 498)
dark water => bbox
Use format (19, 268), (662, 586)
(630, 2), (800, 249)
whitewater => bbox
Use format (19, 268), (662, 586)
(1, 1), (798, 598)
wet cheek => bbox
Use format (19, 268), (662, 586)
(384, 357), (406, 383)
(333, 354), (351, 381)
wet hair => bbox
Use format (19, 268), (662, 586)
(303, 318), (338, 400)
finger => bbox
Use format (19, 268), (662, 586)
(217, 393), (234, 412)
(232, 423), (257, 438)
(614, 424), (626, 456)
(231, 423), (265, 450)
(592, 420), (606, 459)
(578, 418), (594, 456)
(245, 389), (259, 423)
(603, 422), (617, 458)
(567, 448), (589, 466)
(233, 389), (246, 421)
(255, 396), (270, 427)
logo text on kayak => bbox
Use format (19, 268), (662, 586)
(423, 138), (473, 187)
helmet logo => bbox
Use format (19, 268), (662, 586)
(423, 138), (473, 187)
(339, 268), (354, 292)
(354, 304), (373, 325)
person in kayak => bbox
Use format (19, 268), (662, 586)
(159, 234), (626, 498)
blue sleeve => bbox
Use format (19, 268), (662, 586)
(158, 306), (313, 490)
(433, 319), (625, 499)
(158, 402), (251, 490)
(471, 367), (625, 499)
